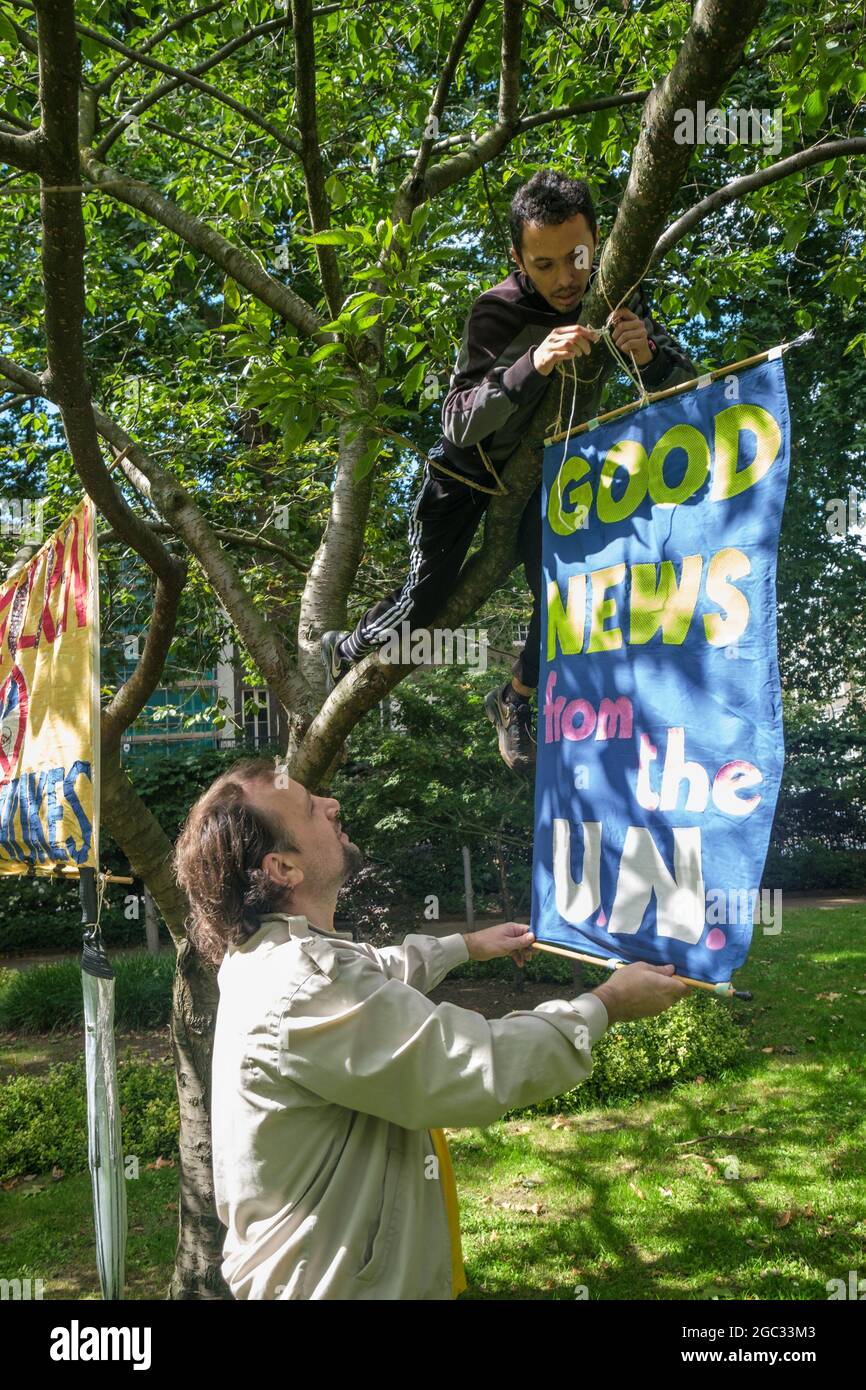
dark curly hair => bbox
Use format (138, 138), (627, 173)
(173, 755), (299, 970)
(508, 169), (598, 256)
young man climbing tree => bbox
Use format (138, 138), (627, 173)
(322, 169), (698, 772)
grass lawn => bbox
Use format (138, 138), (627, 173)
(0, 904), (863, 1300)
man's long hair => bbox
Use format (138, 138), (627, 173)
(173, 756), (299, 969)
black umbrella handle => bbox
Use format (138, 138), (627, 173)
(79, 865), (99, 924)
(80, 866), (113, 979)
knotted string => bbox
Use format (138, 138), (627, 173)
(554, 321), (651, 468)
(554, 254), (659, 466)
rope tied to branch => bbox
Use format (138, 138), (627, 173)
(552, 253), (658, 450)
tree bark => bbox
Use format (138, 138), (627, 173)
(100, 748), (231, 1297)
(167, 940), (230, 1300)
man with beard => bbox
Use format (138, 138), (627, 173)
(175, 754), (689, 1300)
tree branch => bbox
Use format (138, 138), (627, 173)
(0, 126), (42, 171)
(588, 0), (769, 317)
(377, 87), (651, 168)
(94, 0), (228, 96)
(295, 407), (378, 700)
(0, 351), (310, 734)
(78, 149), (327, 340)
(92, 424), (316, 728)
(8, 4), (300, 161)
(101, 572), (187, 754)
(515, 86), (650, 135)
(498, 0), (523, 125)
(91, 1), (354, 155)
(290, 0), (343, 320)
(93, 0), (348, 101)
(407, 0), (488, 190)
(654, 137), (866, 258)
(205, 526), (309, 574)
(32, 0), (181, 587)
(99, 519), (308, 572)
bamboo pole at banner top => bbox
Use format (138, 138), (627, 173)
(544, 332), (813, 447)
(37, 867), (135, 885)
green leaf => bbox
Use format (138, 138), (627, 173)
(299, 229), (356, 245)
(309, 342), (344, 363)
(353, 436), (383, 481)
(401, 359), (426, 401)
(781, 214), (810, 252)
(325, 175), (348, 208)
(802, 89), (827, 126)
(280, 402), (317, 457)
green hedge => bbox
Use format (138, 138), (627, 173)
(0, 992), (748, 1181)
(0, 1057), (178, 1183)
(0, 878), (171, 956)
(0, 954), (175, 1033)
(449, 954), (750, 1116)
(507, 991), (748, 1118)
(762, 844), (866, 891)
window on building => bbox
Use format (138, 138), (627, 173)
(242, 687), (271, 747)
(378, 696), (407, 732)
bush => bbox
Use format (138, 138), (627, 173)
(448, 950), (577, 985)
(0, 1057), (178, 1183)
(506, 990), (749, 1117)
(0, 878), (170, 955)
(762, 844), (866, 891)
(0, 953), (175, 1033)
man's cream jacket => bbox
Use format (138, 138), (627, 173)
(212, 913), (609, 1299)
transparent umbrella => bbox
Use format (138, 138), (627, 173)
(81, 922), (127, 1300)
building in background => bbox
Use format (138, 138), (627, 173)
(113, 639), (286, 762)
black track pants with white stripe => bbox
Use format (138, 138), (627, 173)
(341, 461), (543, 689)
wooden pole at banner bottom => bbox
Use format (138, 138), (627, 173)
(530, 939), (752, 1000)
(44, 867), (134, 885)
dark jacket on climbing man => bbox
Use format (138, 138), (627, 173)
(435, 263), (698, 482)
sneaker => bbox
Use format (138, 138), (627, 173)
(321, 630), (352, 694)
(484, 682), (537, 772)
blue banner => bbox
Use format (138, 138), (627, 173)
(531, 357), (791, 983)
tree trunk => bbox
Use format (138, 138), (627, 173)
(143, 886), (160, 955)
(167, 940), (231, 1300)
(100, 748), (231, 1298)
(295, 411), (377, 702)
(495, 832), (514, 919)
